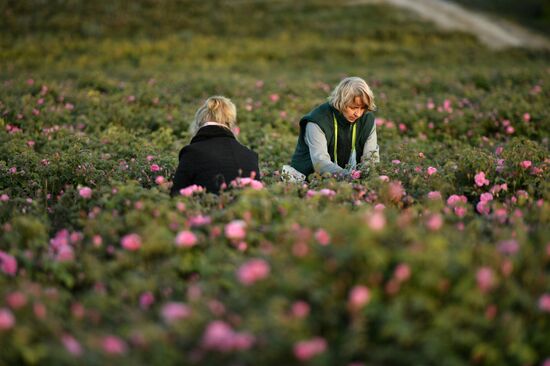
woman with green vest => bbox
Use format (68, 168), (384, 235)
(284, 77), (379, 181)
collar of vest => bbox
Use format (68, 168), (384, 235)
(191, 125), (236, 144)
(330, 104), (355, 129)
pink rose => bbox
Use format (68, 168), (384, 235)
(476, 201), (490, 215)
(0, 194), (9, 202)
(201, 320), (254, 352)
(293, 337), (327, 361)
(539, 294), (550, 312)
(161, 302), (191, 323)
(79, 187), (92, 199)
(0, 251), (17, 276)
(427, 191), (442, 200)
(179, 184), (204, 196)
(474, 172), (490, 187)
(121, 233), (141, 251)
(175, 230), (198, 248)
(155, 176), (165, 185)
(150, 164), (160, 172)
(447, 194), (467, 206)
(236, 258), (270, 286)
(350, 170), (361, 179)
(379, 175), (390, 182)
(314, 229), (330, 246)
(476, 267), (494, 293)
(0, 308), (15, 330)
(480, 192), (493, 202)
(520, 160), (532, 169)
(61, 334), (83, 356)
(427, 166), (437, 175)
(139, 292), (155, 310)
(426, 214), (443, 231)
(368, 211), (386, 231)
(348, 285), (371, 311)
(291, 301), (310, 318)
(102, 335), (127, 355)
(225, 220), (247, 240)
(394, 263), (411, 282)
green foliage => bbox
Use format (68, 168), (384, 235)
(0, 1), (549, 365)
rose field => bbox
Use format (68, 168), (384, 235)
(0, 1), (549, 365)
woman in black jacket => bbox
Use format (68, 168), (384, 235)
(170, 96), (260, 196)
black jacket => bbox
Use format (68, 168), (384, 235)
(170, 125), (260, 195)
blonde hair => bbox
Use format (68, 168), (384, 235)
(190, 96), (237, 136)
(328, 77), (376, 113)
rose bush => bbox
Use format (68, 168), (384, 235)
(0, 1), (549, 365)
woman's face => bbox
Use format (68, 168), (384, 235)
(342, 96), (366, 123)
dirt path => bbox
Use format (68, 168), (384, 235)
(347, 0), (550, 49)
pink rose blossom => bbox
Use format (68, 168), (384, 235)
(427, 191), (441, 200)
(476, 201), (490, 215)
(150, 164), (160, 172)
(0, 194), (9, 202)
(319, 189), (336, 197)
(139, 292), (155, 310)
(293, 337), (327, 361)
(495, 146), (503, 155)
(476, 267), (495, 293)
(388, 181), (405, 202)
(62, 334), (83, 356)
(350, 170), (361, 179)
(538, 294), (550, 312)
(0, 308), (15, 330)
(79, 187), (92, 199)
(231, 177), (263, 190)
(189, 214), (211, 227)
(179, 184), (204, 196)
(523, 113), (530, 122)
(447, 194), (467, 206)
(391, 159), (401, 164)
(379, 175), (389, 182)
(520, 160), (532, 169)
(314, 229), (330, 246)
(394, 263), (411, 282)
(175, 230), (198, 248)
(155, 176), (165, 185)
(102, 335), (127, 355)
(374, 203), (385, 211)
(348, 285), (371, 311)
(121, 233), (141, 251)
(454, 206), (467, 217)
(497, 239), (519, 255)
(291, 301), (310, 318)
(368, 211), (386, 231)
(427, 166), (437, 175)
(474, 172), (490, 187)
(0, 251), (17, 276)
(426, 214), (443, 231)
(269, 93), (280, 102)
(480, 192), (493, 203)
(161, 302), (191, 323)
(201, 320), (254, 352)
(236, 258), (270, 286)
(6, 292), (27, 309)
(225, 220), (247, 241)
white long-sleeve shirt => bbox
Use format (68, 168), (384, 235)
(304, 122), (379, 175)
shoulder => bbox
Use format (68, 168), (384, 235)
(301, 102), (333, 130)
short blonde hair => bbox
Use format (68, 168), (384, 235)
(190, 96), (237, 136)
(328, 77), (376, 113)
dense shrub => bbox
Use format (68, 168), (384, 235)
(0, 1), (549, 365)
